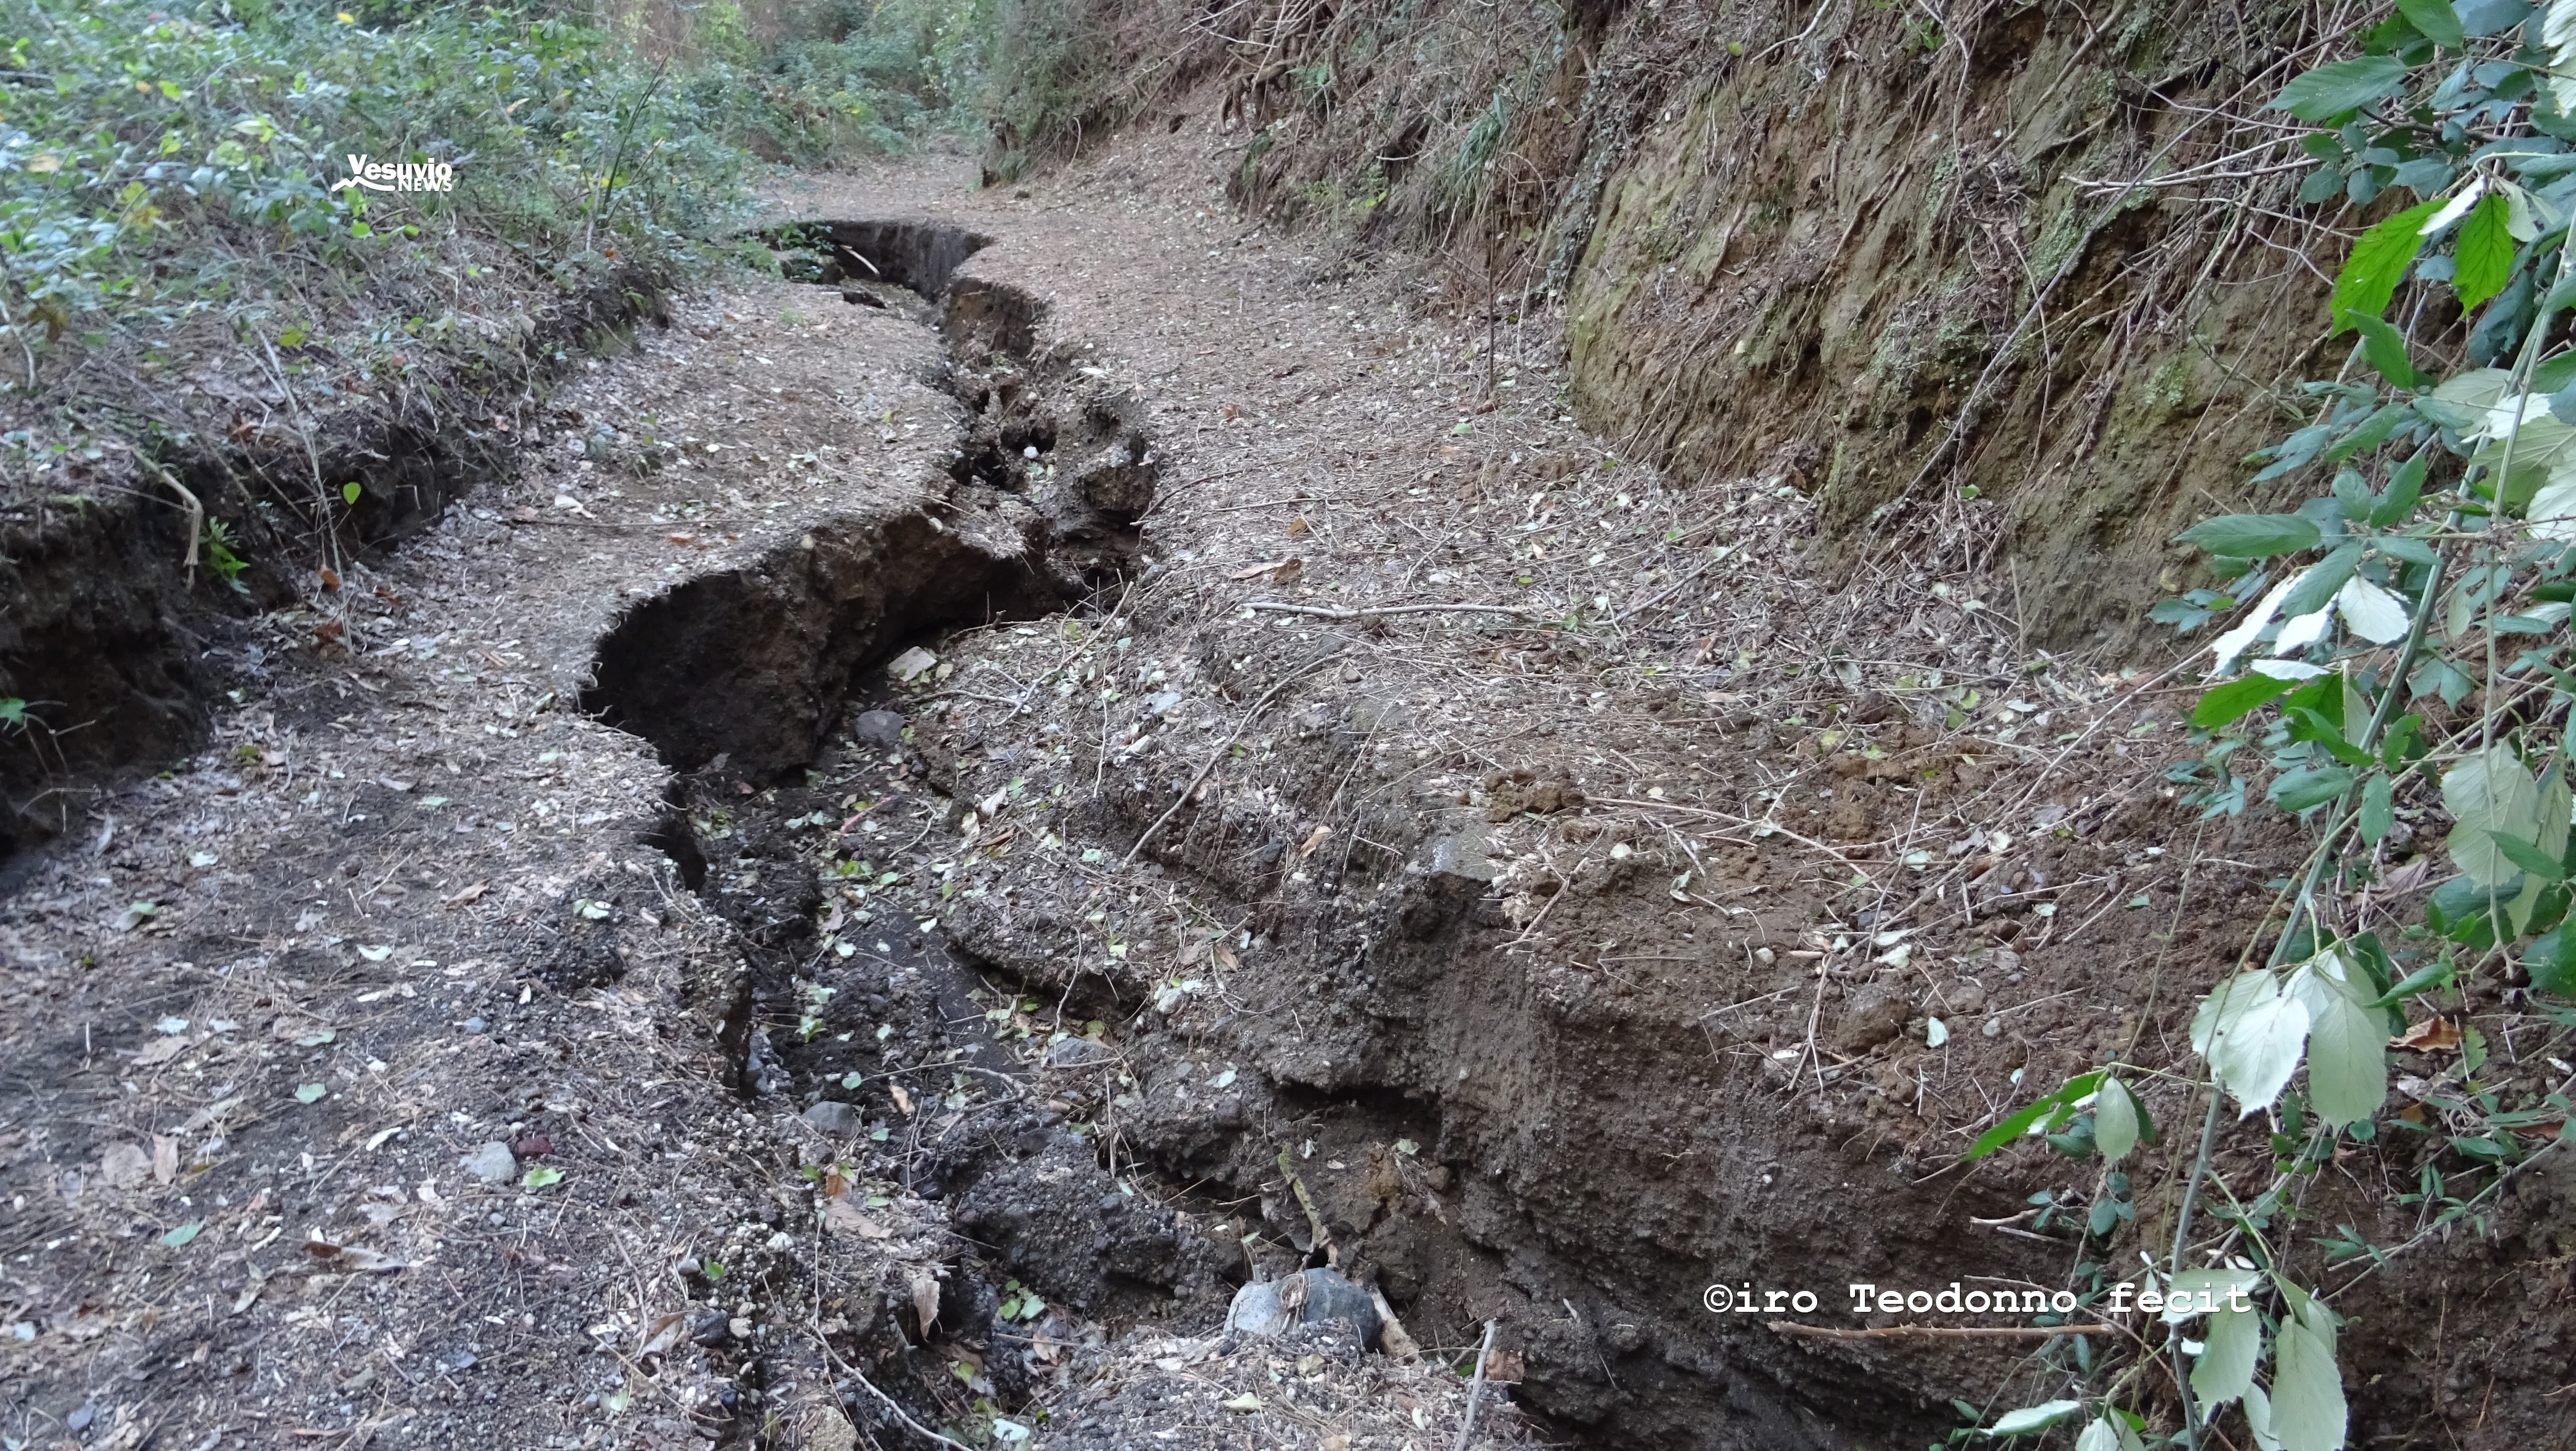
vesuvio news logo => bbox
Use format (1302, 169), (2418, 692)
(331, 154), (455, 193)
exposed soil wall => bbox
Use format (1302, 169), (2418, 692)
(1075, 0), (2366, 650)
(0, 271), (659, 857)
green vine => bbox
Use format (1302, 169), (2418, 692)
(1964, 3), (2576, 1448)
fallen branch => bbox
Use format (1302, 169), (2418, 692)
(1242, 600), (1537, 622)
(1369, 1282), (1425, 1364)
(1767, 1321), (2116, 1340)
(1122, 646), (1343, 866)
(132, 455), (203, 587)
(1588, 796), (1870, 875)
(1451, 1319), (1498, 1451)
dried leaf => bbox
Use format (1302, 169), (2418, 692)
(151, 1135), (177, 1186)
(909, 1271), (942, 1336)
(101, 1143), (150, 1190)
(442, 881), (489, 907)
(133, 1035), (190, 1067)
(890, 1083), (915, 1117)
(822, 1198), (894, 1239)
(2392, 1016), (2463, 1051)
(639, 1312), (688, 1357)
(333, 1246), (411, 1273)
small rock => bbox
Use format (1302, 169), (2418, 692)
(462, 1141), (517, 1185)
(803, 1101), (864, 1136)
(1043, 1037), (1112, 1069)
(1833, 991), (1913, 1055)
(512, 1133), (553, 1159)
(885, 647), (938, 685)
(1075, 441), (1157, 518)
(852, 709), (907, 747)
(808, 1410), (861, 1451)
(1224, 1268), (1381, 1350)
(689, 1311), (732, 1347)
(461, 1017), (487, 1034)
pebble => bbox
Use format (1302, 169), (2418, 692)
(802, 1101), (863, 1136)
(851, 710), (907, 747)
(462, 1141), (517, 1184)
(1043, 1037), (1112, 1068)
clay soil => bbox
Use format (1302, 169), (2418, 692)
(4, 113), (2572, 1451)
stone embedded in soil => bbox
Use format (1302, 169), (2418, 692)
(803, 1100), (864, 1135)
(461, 1141), (516, 1184)
(1042, 1036), (1112, 1068)
(1223, 1268), (1381, 1350)
(851, 709), (907, 747)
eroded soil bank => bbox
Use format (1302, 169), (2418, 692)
(3, 125), (2570, 1451)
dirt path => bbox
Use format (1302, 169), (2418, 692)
(3, 122), (2557, 1451)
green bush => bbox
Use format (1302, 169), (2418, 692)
(0, 0), (763, 347)
(0, 0), (1012, 502)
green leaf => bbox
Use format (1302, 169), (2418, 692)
(2381, 712), (2424, 766)
(2489, 831), (2569, 882)
(294, 1082), (326, 1104)
(341, 481), (362, 505)
(523, 1165), (565, 1189)
(2268, 55), (2410, 120)
(2371, 952), (2456, 1006)
(2443, 743), (2542, 887)
(2093, 1077), (2143, 1164)
(2271, 764), (2355, 811)
(1985, 1400), (2083, 1436)
(2332, 199), (2445, 330)
(2285, 706), (2374, 767)
(2269, 1291), (2348, 1451)
(2454, 190), (2519, 311)
(2291, 954), (2389, 1127)
(1962, 1070), (2106, 1160)
(2396, 0), (2467, 46)
(2427, 873), (2508, 950)
(2176, 513), (2323, 558)
(2370, 456), (2428, 526)
(2277, 542), (2364, 618)
(2359, 771), (2396, 844)
(2346, 312), (2425, 388)
(2175, 1268), (2264, 1405)
(2527, 927), (2576, 996)
(2074, 1419), (2120, 1451)
(2328, 401), (2412, 461)
(2191, 971), (2312, 1118)
(2512, 768), (2573, 933)
(2150, 597), (2217, 630)
(160, 1221), (204, 1249)
(2194, 673), (2296, 728)
(2372, 533), (2438, 565)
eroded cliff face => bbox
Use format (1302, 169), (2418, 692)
(1097, 0), (2348, 648)
(1552, 0), (2322, 650)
